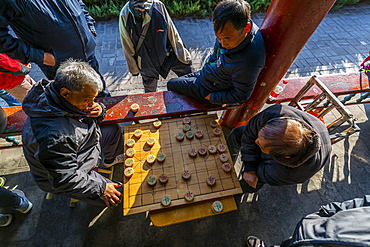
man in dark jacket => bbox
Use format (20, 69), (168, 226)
(0, 0), (110, 97)
(167, 0), (266, 105)
(247, 195), (370, 247)
(22, 60), (124, 207)
(119, 0), (192, 93)
(227, 104), (332, 193)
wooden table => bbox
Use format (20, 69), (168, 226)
(122, 114), (242, 226)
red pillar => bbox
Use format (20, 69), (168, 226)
(222, 0), (337, 129)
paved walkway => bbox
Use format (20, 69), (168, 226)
(29, 2), (370, 95)
(1, 2), (370, 246)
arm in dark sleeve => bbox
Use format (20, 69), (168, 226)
(0, 18), (44, 65)
(38, 135), (105, 200)
(95, 102), (106, 124)
(240, 109), (276, 173)
(79, 0), (96, 33)
(319, 195), (370, 217)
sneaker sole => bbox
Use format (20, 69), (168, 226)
(0, 214), (13, 227)
(20, 201), (33, 214)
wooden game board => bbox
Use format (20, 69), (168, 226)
(123, 114), (242, 216)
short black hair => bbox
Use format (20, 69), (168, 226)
(213, 0), (251, 33)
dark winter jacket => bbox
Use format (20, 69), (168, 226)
(119, 0), (191, 78)
(241, 104), (331, 186)
(0, 53), (29, 89)
(0, 0), (96, 78)
(283, 195), (370, 246)
(22, 80), (106, 201)
(198, 21), (266, 105)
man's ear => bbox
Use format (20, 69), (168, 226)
(60, 88), (71, 99)
(245, 22), (251, 33)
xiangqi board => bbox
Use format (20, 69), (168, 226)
(123, 114), (242, 215)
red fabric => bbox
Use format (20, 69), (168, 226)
(0, 53), (25, 89)
(360, 55), (370, 67)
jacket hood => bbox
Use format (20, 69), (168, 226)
(22, 79), (86, 118)
(270, 117), (321, 168)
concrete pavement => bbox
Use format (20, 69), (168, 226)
(1, 2), (370, 246)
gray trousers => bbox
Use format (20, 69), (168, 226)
(142, 52), (192, 93)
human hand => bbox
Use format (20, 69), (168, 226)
(84, 102), (102, 117)
(100, 183), (122, 207)
(243, 171), (258, 188)
(43, 52), (56, 66)
(91, 31), (98, 37)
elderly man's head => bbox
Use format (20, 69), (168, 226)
(255, 117), (320, 166)
(213, 0), (251, 50)
(53, 59), (103, 111)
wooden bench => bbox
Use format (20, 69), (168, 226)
(268, 71), (370, 104)
(3, 71), (369, 138)
(1, 91), (235, 137)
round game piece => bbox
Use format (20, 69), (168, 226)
(185, 131), (194, 140)
(217, 144), (227, 153)
(126, 148), (135, 158)
(130, 103), (140, 112)
(157, 153), (166, 163)
(188, 148), (197, 157)
(124, 167), (134, 178)
(176, 132), (185, 141)
(146, 137), (155, 147)
(146, 154), (156, 164)
(133, 129), (143, 138)
(158, 173), (168, 183)
(212, 201), (223, 213)
(153, 120), (162, 129)
(222, 162), (232, 173)
(206, 175), (216, 186)
(210, 120), (219, 128)
(208, 145), (217, 154)
(195, 130), (203, 139)
(220, 153), (229, 162)
(182, 170), (191, 180)
(125, 158), (134, 167)
(161, 195), (171, 206)
(213, 127), (221, 136)
(183, 124), (191, 132)
(184, 190), (195, 202)
(147, 175), (157, 186)
(183, 117), (191, 124)
(198, 147), (207, 156)
(126, 138), (135, 148)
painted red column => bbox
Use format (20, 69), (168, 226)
(222, 0), (337, 129)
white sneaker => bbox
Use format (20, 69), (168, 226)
(11, 189), (33, 214)
(103, 154), (124, 168)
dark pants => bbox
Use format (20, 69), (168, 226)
(100, 124), (124, 164)
(0, 187), (21, 208)
(142, 52), (192, 93)
(39, 56), (110, 98)
(167, 71), (211, 103)
(226, 126), (265, 194)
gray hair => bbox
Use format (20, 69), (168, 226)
(53, 59), (103, 93)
